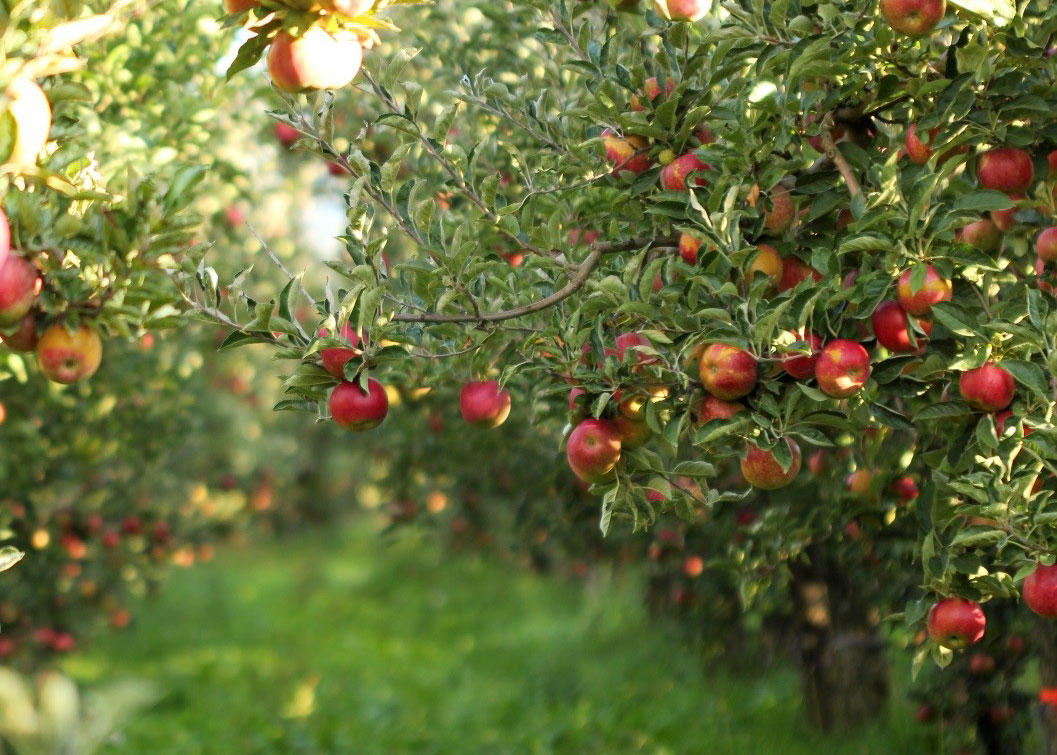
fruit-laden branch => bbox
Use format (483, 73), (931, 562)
(820, 112), (861, 199)
(390, 236), (678, 324)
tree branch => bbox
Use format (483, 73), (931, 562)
(820, 112), (861, 199)
(391, 236), (677, 324)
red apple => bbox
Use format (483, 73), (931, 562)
(659, 151), (710, 191)
(915, 704), (936, 724)
(872, 300), (931, 353)
(0, 255), (40, 326)
(777, 256), (822, 292)
(904, 124), (935, 165)
(927, 597), (985, 649)
(0, 313), (37, 352)
(1023, 562), (1057, 618)
(977, 147), (1034, 194)
(762, 185), (795, 232)
(568, 386), (586, 412)
(698, 344), (758, 400)
(602, 129), (652, 175)
(815, 340), (871, 398)
(780, 330), (821, 380)
(460, 380), (512, 427)
(808, 450), (827, 476)
(567, 418), (622, 482)
(329, 378), (389, 430)
(741, 438), (802, 490)
(879, 0), (945, 36)
(36, 324), (103, 384)
(0, 209), (8, 269)
(959, 362), (1014, 412)
(958, 217), (1002, 252)
(679, 232), (703, 264)
(990, 194), (1023, 232)
(275, 122), (299, 147)
(897, 265), (952, 315)
(683, 555), (705, 577)
(653, 0), (709, 21)
(889, 476), (920, 501)
(846, 469), (875, 498)
(969, 653), (996, 676)
(745, 243), (783, 291)
(630, 77), (675, 111)
(267, 29), (363, 93)
(320, 323), (363, 377)
(693, 394), (745, 426)
(1037, 227), (1057, 264)
(615, 332), (657, 369)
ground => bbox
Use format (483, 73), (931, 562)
(65, 522), (937, 754)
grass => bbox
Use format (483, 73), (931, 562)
(64, 522), (938, 755)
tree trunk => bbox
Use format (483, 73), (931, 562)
(1038, 619), (1057, 755)
(790, 548), (890, 731)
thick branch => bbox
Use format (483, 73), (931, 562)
(391, 236), (677, 324)
(820, 112), (861, 199)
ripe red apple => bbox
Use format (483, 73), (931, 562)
(36, 324), (103, 384)
(872, 300), (931, 353)
(904, 124), (935, 165)
(879, 0), (945, 36)
(602, 129), (652, 175)
(969, 653), (996, 676)
(746, 243), (783, 291)
(762, 185), (795, 232)
(613, 414), (651, 449)
(927, 597), (985, 649)
(630, 76), (675, 110)
(275, 122), (299, 147)
(991, 194), (1023, 232)
(815, 340), (871, 398)
(683, 555), (704, 577)
(0, 313), (37, 352)
(915, 704), (936, 724)
(0, 255), (40, 326)
(267, 29), (364, 93)
(1023, 562), (1057, 618)
(0, 209), (8, 269)
(320, 323), (363, 377)
(977, 147), (1034, 194)
(741, 438), (802, 490)
(890, 476), (920, 502)
(777, 256), (822, 292)
(1036, 227), (1057, 263)
(460, 380), (512, 427)
(679, 232), (703, 264)
(693, 394), (745, 426)
(959, 362), (1014, 412)
(780, 330), (821, 379)
(329, 378), (389, 431)
(659, 151), (710, 191)
(808, 450), (827, 476)
(846, 469), (875, 498)
(958, 217), (1002, 252)
(698, 344), (758, 400)
(567, 418), (622, 482)
(897, 265), (952, 315)
(615, 332), (657, 369)
(653, 0), (709, 21)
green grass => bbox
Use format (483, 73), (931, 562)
(65, 523), (938, 755)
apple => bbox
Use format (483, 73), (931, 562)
(927, 597), (985, 649)
(698, 343), (758, 399)
(846, 469), (874, 498)
(1036, 227), (1057, 263)
(745, 243), (783, 290)
(1, 313), (37, 352)
(460, 380), (512, 427)
(897, 265), (952, 315)
(762, 185), (795, 232)
(803, 113), (844, 153)
(1006, 634), (1025, 654)
(330, 378), (389, 430)
(958, 218), (1002, 252)
(741, 438), (802, 490)
(267, 29), (364, 93)
(995, 410), (1033, 436)
(915, 704), (936, 724)
(615, 332), (657, 369)
(602, 129), (652, 175)
(653, 0), (710, 21)
(275, 122), (299, 148)
(1023, 562), (1057, 618)
(568, 229), (600, 247)
(889, 476), (920, 501)
(679, 232), (703, 264)
(694, 126), (715, 145)
(1, 79), (51, 169)
(693, 394), (745, 426)
(0, 255), (40, 326)
(777, 256), (822, 292)
(320, 323), (364, 377)
(0, 209), (8, 269)
(36, 324), (102, 384)
(991, 194), (1023, 232)
(904, 124), (935, 165)
(780, 330), (821, 379)
(959, 362), (1014, 412)
(683, 555), (705, 577)
(969, 653), (995, 676)
(977, 147), (1034, 194)
(808, 450), (827, 476)
(500, 251), (523, 267)
(327, 160), (351, 177)
(879, 0), (945, 36)
(568, 386), (586, 412)
(223, 0), (259, 12)
(659, 151), (710, 191)
(567, 418), (622, 482)
(631, 77), (675, 110)
(872, 300), (931, 353)
(613, 414), (651, 449)
(815, 340), (871, 398)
